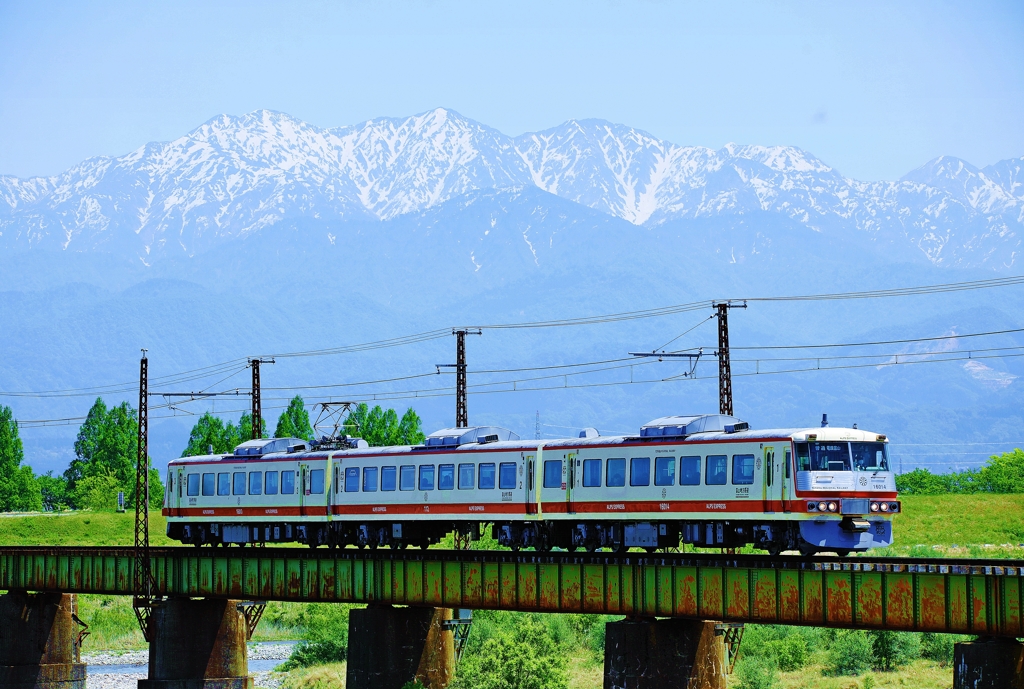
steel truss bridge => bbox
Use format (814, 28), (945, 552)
(1, 546), (1021, 637)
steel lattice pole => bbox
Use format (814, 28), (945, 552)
(716, 303), (733, 416)
(133, 351), (153, 640)
(455, 331), (467, 428)
(251, 359), (262, 439)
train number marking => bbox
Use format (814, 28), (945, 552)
(706, 503), (727, 510)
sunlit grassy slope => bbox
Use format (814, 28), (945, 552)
(0, 511), (175, 547)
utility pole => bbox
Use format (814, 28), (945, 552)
(133, 350), (154, 640)
(714, 302), (746, 416)
(437, 330), (481, 428)
(249, 358), (275, 439)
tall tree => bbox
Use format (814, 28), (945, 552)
(0, 406), (42, 512)
(275, 396), (314, 442)
(238, 412), (267, 442)
(344, 404), (425, 447)
(182, 413), (242, 456)
(64, 398), (162, 509)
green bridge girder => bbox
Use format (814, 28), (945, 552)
(1, 547), (1021, 637)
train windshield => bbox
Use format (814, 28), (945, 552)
(796, 442), (850, 471)
(851, 442), (889, 471)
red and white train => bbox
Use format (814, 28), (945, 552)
(163, 414), (900, 555)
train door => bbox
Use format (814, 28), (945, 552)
(566, 452), (577, 514)
(524, 454), (537, 515)
(763, 446), (781, 513)
(782, 447), (792, 513)
(299, 463), (309, 517)
(175, 467), (184, 516)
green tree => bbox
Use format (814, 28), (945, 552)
(826, 630), (873, 676)
(0, 405), (42, 512)
(38, 472), (70, 511)
(344, 404), (426, 446)
(72, 471), (122, 511)
(275, 396), (314, 442)
(238, 412), (267, 442)
(869, 630), (920, 671)
(979, 448), (1024, 493)
(451, 617), (568, 689)
(64, 398), (162, 510)
(182, 413), (242, 456)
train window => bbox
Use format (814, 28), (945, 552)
(606, 458), (626, 487)
(233, 472), (246, 495)
(249, 471), (263, 495)
(381, 466), (397, 491)
(265, 471), (279, 495)
(400, 465), (415, 491)
(363, 467), (378, 492)
(499, 462), (517, 490)
(438, 464), (455, 490)
(419, 465), (435, 491)
(785, 449), (791, 479)
(630, 458), (651, 486)
(458, 464), (475, 490)
(217, 473), (230, 496)
(809, 442), (850, 471)
(706, 456), (727, 485)
(479, 463), (496, 489)
(582, 459), (601, 487)
(281, 471), (295, 495)
(187, 474), (200, 497)
(345, 467), (360, 492)
(680, 456), (701, 485)
(310, 469), (325, 494)
(655, 457), (675, 486)
(851, 442), (889, 471)
(202, 473), (215, 496)
(732, 455), (755, 485)
(543, 460), (562, 489)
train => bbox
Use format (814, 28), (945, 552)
(162, 413), (900, 555)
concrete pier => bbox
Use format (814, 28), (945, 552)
(346, 606), (444, 689)
(954, 638), (1024, 689)
(604, 618), (725, 689)
(0, 592), (86, 689)
(139, 598), (252, 689)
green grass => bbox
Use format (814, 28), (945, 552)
(893, 494), (1024, 547)
(0, 510), (175, 547)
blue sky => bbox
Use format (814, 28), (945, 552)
(1, 0), (1021, 181)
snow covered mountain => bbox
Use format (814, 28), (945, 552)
(0, 108), (1021, 268)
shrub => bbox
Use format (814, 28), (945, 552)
(734, 654), (781, 689)
(768, 633), (808, 671)
(71, 473), (122, 511)
(278, 603), (350, 670)
(921, 633), (970, 665)
(450, 617), (568, 689)
(826, 630), (873, 676)
(869, 630), (920, 671)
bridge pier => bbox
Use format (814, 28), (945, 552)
(0, 592), (86, 689)
(346, 606), (453, 689)
(139, 598), (252, 689)
(604, 618), (725, 689)
(953, 637), (1024, 689)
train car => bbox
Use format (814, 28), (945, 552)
(163, 414), (899, 555)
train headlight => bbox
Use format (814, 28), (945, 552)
(880, 502), (890, 512)
(807, 502), (817, 511)
(870, 502), (880, 512)
(827, 502), (838, 512)
(889, 502), (900, 513)
(818, 501), (827, 512)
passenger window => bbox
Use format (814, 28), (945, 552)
(381, 466), (397, 491)
(202, 473), (215, 496)
(281, 471), (295, 495)
(419, 465), (435, 491)
(543, 460), (563, 488)
(400, 465), (415, 491)
(706, 456), (727, 486)
(732, 454), (755, 485)
(310, 469), (325, 494)
(187, 474), (200, 497)
(438, 464), (455, 490)
(345, 467), (360, 492)
(217, 472), (230, 496)
(458, 463), (475, 490)
(606, 458), (626, 487)
(498, 462), (517, 490)
(680, 456), (701, 485)
(363, 467), (378, 492)
(630, 458), (651, 486)
(479, 463), (496, 489)
(654, 457), (675, 486)
(265, 471), (279, 495)
(248, 471), (262, 495)
(582, 459), (601, 487)
(233, 472), (246, 495)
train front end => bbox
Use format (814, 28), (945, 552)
(792, 428), (899, 554)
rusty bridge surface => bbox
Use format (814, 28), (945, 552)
(1, 547), (1021, 637)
